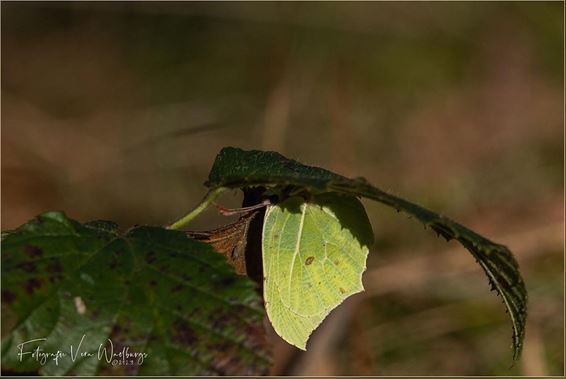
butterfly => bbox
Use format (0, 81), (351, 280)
(262, 193), (373, 349)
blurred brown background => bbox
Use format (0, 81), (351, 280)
(1, 2), (563, 375)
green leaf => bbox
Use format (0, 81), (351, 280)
(206, 148), (343, 191)
(262, 194), (373, 350)
(206, 147), (527, 359)
(1, 212), (271, 375)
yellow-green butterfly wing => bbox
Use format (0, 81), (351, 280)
(262, 193), (374, 349)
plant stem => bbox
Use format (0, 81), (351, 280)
(167, 187), (227, 230)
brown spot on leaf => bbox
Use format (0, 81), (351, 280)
(110, 324), (123, 338)
(18, 261), (37, 273)
(25, 278), (42, 294)
(24, 245), (43, 258)
(305, 256), (315, 265)
(145, 251), (157, 264)
(207, 343), (245, 375)
(182, 274), (192, 281)
(2, 290), (16, 304)
(171, 284), (183, 293)
(216, 276), (236, 288)
(211, 312), (233, 331)
(90, 310), (100, 320)
(47, 260), (62, 273)
(172, 318), (198, 345)
(339, 287), (346, 294)
(48, 274), (64, 283)
(109, 258), (119, 269)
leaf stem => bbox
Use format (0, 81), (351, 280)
(167, 187), (227, 230)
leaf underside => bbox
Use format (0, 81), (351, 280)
(1, 212), (271, 375)
(207, 147), (527, 359)
(262, 194), (373, 349)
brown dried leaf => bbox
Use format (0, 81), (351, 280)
(187, 211), (258, 275)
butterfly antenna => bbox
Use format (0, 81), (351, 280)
(215, 199), (271, 216)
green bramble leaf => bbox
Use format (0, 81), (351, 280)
(262, 194), (373, 349)
(1, 212), (271, 375)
